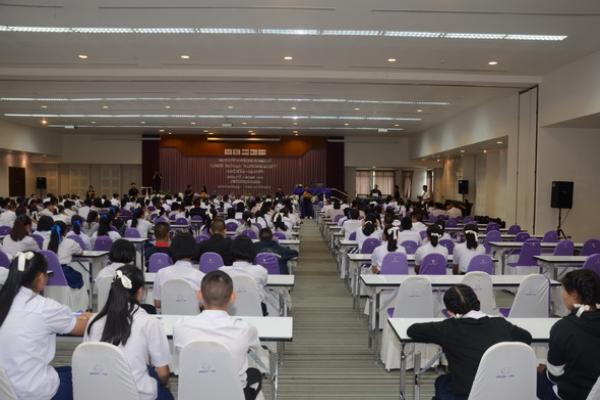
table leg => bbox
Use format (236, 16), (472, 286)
(374, 290), (381, 356)
(414, 351), (421, 400)
(368, 291), (375, 349)
(399, 342), (407, 400)
(270, 347), (279, 400)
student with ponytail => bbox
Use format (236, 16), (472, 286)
(452, 225), (486, 274)
(414, 224), (448, 270)
(66, 214), (92, 250)
(85, 265), (173, 400)
(537, 269), (600, 400)
(370, 221), (407, 273)
(91, 213), (122, 247)
(83, 209), (99, 237)
(44, 221), (85, 290)
(1, 214), (39, 258)
(127, 207), (153, 239)
(408, 284), (532, 400)
(395, 216), (423, 245)
(356, 213), (382, 248)
(0, 252), (91, 400)
(36, 215), (55, 242)
(235, 211), (259, 236)
(272, 211), (290, 238)
(342, 209), (362, 240)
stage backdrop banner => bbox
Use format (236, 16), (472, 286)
(159, 136), (327, 195)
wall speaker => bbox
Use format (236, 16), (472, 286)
(458, 180), (469, 195)
(36, 177), (47, 190)
(551, 181), (573, 209)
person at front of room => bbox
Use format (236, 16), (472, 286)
(173, 270), (263, 400)
(537, 269), (600, 400)
(407, 284), (533, 400)
(151, 170), (163, 194)
(420, 185), (431, 205)
(129, 182), (139, 199)
(370, 184), (382, 199)
(0, 252), (92, 400)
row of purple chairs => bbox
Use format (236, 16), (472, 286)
(147, 251), (282, 275)
(376, 252), (495, 275)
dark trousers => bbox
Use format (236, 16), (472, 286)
(52, 366), (73, 400)
(537, 372), (560, 400)
(244, 368), (263, 400)
(433, 374), (468, 400)
(148, 367), (175, 400)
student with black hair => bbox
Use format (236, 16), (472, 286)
(235, 211), (259, 236)
(254, 228), (298, 274)
(370, 221), (407, 274)
(153, 233), (204, 310)
(0, 252), (92, 400)
(173, 270), (263, 400)
(144, 222), (172, 268)
(1, 215), (39, 258)
(66, 214), (92, 250)
(272, 211), (291, 239)
(356, 213), (382, 248)
(194, 219), (234, 266)
(127, 207), (153, 239)
(342, 208), (363, 240)
(408, 284), (532, 400)
(44, 221), (85, 290)
(415, 224), (449, 272)
(96, 239), (136, 282)
(36, 215), (55, 242)
(325, 198), (344, 220)
(410, 211), (428, 233)
(85, 265), (173, 400)
(91, 214), (122, 248)
(82, 209), (99, 237)
(395, 216), (423, 245)
(537, 269), (600, 400)
(0, 199), (16, 227)
(452, 225), (486, 274)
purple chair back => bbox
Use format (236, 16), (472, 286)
(124, 228), (141, 238)
(225, 222), (238, 232)
(439, 239), (455, 254)
(380, 252), (409, 275)
(120, 209), (132, 218)
(255, 252), (280, 275)
(273, 231), (286, 240)
(581, 239), (600, 256)
(553, 240), (574, 256)
(462, 216), (474, 224)
(333, 214), (344, 223)
(483, 230), (502, 254)
(199, 252), (224, 273)
(446, 219), (458, 228)
(583, 254), (600, 276)
(419, 253), (447, 275)
(195, 234), (210, 244)
(241, 229), (258, 240)
(466, 255), (494, 274)
(0, 226), (11, 235)
(68, 235), (86, 250)
(348, 231), (357, 241)
(401, 240), (418, 255)
(175, 218), (189, 226)
(419, 230), (428, 240)
(360, 238), (381, 254)
(169, 214), (176, 221)
(155, 217), (169, 224)
(514, 238), (541, 267)
(0, 250), (10, 268)
(40, 250), (68, 286)
(515, 232), (531, 242)
(542, 230), (559, 243)
(191, 215), (203, 222)
(93, 236), (113, 251)
(507, 225), (521, 235)
(31, 234), (44, 249)
(148, 253), (173, 273)
(486, 223), (499, 233)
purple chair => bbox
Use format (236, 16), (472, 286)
(401, 240), (418, 255)
(542, 230), (559, 243)
(199, 252), (224, 273)
(273, 231), (286, 241)
(241, 229), (258, 240)
(515, 232), (530, 242)
(486, 223), (499, 233)
(463, 216), (475, 224)
(93, 236), (113, 251)
(225, 222), (238, 232)
(553, 240), (574, 256)
(68, 235), (86, 250)
(507, 238), (541, 269)
(191, 215), (203, 222)
(40, 250), (69, 286)
(155, 217), (169, 224)
(483, 230), (502, 254)
(439, 239), (455, 254)
(466, 255), (494, 274)
(507, 225), (521, 234)
(175, 218), (189, 226)
(120, 209), (132, 219)
(169, 214), (176, 221)
(0, 250), (10, 268)
(348, 231), (357, 241)
(581, 239), (600, 256)
(148, 253), (172, 273)
(419, 253), (447, 275)
(0, 226), (11, 235)
(333, 214), (344, 223)
(446, 219), (458, 228)
(31, 234), (44, 249)
(380, 253), (408, 275)
(360, 238), (381, 254)
(583, 254), (600, 276)
(124, 228), (141, 238)
(255, 252), (280, 275)
(195, 234), (210, 244)
(420, 230), (428, 240)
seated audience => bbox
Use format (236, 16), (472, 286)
(1, 215), (39, 258)
(96, 239), (137, 282)
(452, 225), (486, 274)
(254, 228), (298, 274)
(144, 221), (172, 268)
(415, 224), (448, 273)
(194, 219), (234, 266)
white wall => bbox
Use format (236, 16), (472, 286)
(61, 133), (142, 164)
(0, 119), (61, 156)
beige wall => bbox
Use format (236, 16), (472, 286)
(61, 133), (142, 165)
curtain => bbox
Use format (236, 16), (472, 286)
(373, 171), (395, 195)
(402, 170), (413, 200)
(355, 170), (371, 195)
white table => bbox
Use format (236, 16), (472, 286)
(123, 237), (148, 268)
(388, 317), (559, 400)
(74, 250), (109, 310)
(534, 255), (589, 279)
(490, 241), (584, 273)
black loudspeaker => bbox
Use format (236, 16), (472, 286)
(551, 181), (573, 209)
(36, 177), (47, 190)
(458, 180), (469, 195)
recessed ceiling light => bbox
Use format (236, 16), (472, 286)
(293, 130), (298, 133)
(248, 130), (254, 133)
(488, 60), (498, 66)
(227, 105), (234, 109)
(291, 106), (296, 110)
(40, 119), (47, 125)
(208, 132), (214, 135)
(417, 109), (423, 113)
(159, 129), (165, 132)
(496, 141), (503, 144)
(41, 105), (47, 109)
(354, 107), (360, 111)
(190, 121), (196, 125)
(180, 54), (190, 59)
(394, 124), (400, 127)
(91, 121), (96, 124)
(203, 130), (208, 132)
(295, 133), (299, 136)
(387, 58), (397, 63)
(168, 131), (172, 135)
(141, 121), (146, 124)
(78, 54), (88, 59)
(241, 122), (247, 125)
(460, 149), (465, 153)
(283, 56), (293, 61)
(164, 105), (171, 109)
(344, 123), (350, 126)
(102, 105), (109, 109)
(436, 159), (441, 163)
(483, 149), (487, 154)
(293, 122), (298, 126)
(250, 132), (256, 136)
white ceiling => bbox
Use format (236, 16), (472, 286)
(1, 0), (600, 137)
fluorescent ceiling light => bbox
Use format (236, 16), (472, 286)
(445, 33), (505, 40)
(384, 31), (443, 38)
(322, 30), (380, 36)
(505, 34), (567, 41)
(47, 124), (406, 132)
(261, 28), (319, 35)
(199, 28), (256, 34)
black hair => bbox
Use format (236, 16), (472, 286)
(37, 215), (54, 232)
(427, 224), (443, 247)
(443, 284), (481, 315)
(97, 215), (111, 237)
(87, 265), (144, 346)
(235, 202), (245, 213)
(130, 208), (144, 228)
(273, 213), (287, 232)
(0, 252), (48, 327)
(201, 270), (234, 308)
(154, 222), (170, 240)
(259, 227), (273, 241)
(210, 219), (226, 234)
(349, 209), (359, 220)
(242, 211), (253, 228)
(170, 233), (196, 261)
(71, 214), (84, 235)
(48, 221), (67, 253)
(400, 217), (412, 231)
(109, 239), (136, 263)
(10, 215), (31, 241)
(227, 208), (235, 219)
(464, 224), (479, 250)
(231, 235), (256, 262)
(333, 199), (341, 210)
(386, 224), (400, 252)
(561, 269), (600, 308)
(86, 210), (99, 229)
(362, 213), (378, 236)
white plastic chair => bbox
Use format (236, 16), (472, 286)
(72, 342), (140, 400)
(462, 272), (497, 315)
(161, 279), (200, 315)
(0, 368), (17, 400)
(468, 342), (537, 400)
(230, 274), (263, 316)
(96, 276), (113, 312)
(506, 274), (550, 317)
(178, 341), (244, 400)
(587, 376), (600, 400)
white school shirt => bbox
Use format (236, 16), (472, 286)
(91, 231), (122, 248)
(95, 262), (125, 283)
(219, 261), (268, 300)
(42, 237), (82, 264)
(356, 228), (383, 248)
(447, 206), (463, 219)
(414, 242), (449, 266)
(342, 219), (363, 240)
(78, 206), (91, 220)
(411, 221), (428, 232)
(371, 242), (406, 268)
(82, 221), (99, 237)
(173, 310), (261, 387)
(0, 209), (16, 227)
(39, 209), (55, 218)
(0, 287), (76, 400)
(1, 235), (40, 259)
(453, 242), (486, 273)
(0, 266), (7, 285)
(84, 307), (171, 400)
(127, 218), (154, 239)
(66, 231), (92, 251)
(110, 198), (121, 207)
(153, 260), (205, 301)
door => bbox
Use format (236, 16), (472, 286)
(9, 167), (26, 197)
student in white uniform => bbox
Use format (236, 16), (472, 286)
(0, 251), (91, 400)
(36, 215), (55, 243)
(1, 215), (39, 259)
(0, 199), (16, 227)
(415, 224), (449, 273)
(446, 202), (463, 219)
(91, 216), (122, 248)
(85, 265), (173, 400)
(235, 211), (259, 237)
(272, 212), (292, 239)
(173, 270), (263, 400)
(96, 239), (136, 282)
(82, 210), (99, 237)
(452, 225), (486, 274)
(66, 215), (92, 251)
(127, 207), (154, 239)
(44, 221), (85, 290)
(396, 217), (423, 246)
(342, 209), (363, 240)
(153, 233), (204, 310)
(410, 212), (428, 233)
(371, 222), (407, 273)
(355, 214), (382, 249)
